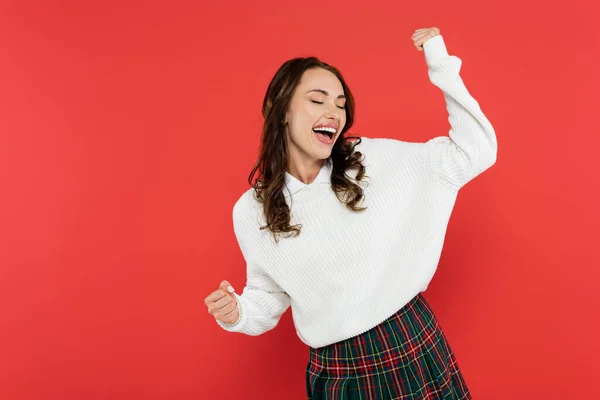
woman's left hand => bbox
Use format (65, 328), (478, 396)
(411, 27), (441, 51)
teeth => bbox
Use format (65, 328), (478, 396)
(313, 126), (336, 134)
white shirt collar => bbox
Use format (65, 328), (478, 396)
(283, 158), (333, 197)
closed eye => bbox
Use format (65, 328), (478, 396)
(311, 100), (345, 109)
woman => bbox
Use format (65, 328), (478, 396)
(204, 27), (497, 399)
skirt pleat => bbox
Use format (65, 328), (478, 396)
(306, 293), (471, 400)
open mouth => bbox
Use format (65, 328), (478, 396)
(312, 127), (335, 141)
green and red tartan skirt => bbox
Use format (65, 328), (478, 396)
(305, 293), (471, 399)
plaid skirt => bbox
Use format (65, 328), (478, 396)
(305, 293), (471, 400)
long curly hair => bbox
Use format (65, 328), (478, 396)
(248, 56), (369, 242)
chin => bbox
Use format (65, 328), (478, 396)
(316, 148), (334, 161)
(306, 134), (336, 160)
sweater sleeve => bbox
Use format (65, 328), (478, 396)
(420, 35), (498, 189)
(216, 202), (291, 335)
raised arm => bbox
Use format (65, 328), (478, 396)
(418, 32), (498, 189)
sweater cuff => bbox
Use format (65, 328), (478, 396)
(423, 35), (450, 69)
(216, 293), (247, 332)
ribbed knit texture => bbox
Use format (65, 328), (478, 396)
(217, 35), (497, 349)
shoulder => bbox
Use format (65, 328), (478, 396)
(231, 187), (272, 248)
(232, 187), (264, 227)
(233, 187), (260, 217)
(353, 135), (422, 151)
(352, 136), (425, 163)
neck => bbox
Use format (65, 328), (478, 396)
(287, 156), (325, 185)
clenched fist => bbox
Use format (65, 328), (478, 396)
(205, 280), (240, 325)
(411, 27), (441, 51)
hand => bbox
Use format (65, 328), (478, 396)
(411, 27), (441, 51)
(205, 280), (240, 325)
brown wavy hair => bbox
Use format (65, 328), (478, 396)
(248, 57), (369, 242)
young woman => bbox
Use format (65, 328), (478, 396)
(204, 27), (497, 399)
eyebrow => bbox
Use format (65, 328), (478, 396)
(305, 89), (346, 99)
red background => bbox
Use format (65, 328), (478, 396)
(1, 0), (599, 399)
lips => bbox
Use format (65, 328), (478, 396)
(313, 123), (338, 129)
(313, 129), (335, 144)
(312, 125), (337, 139)
(312, 122), (338, 145)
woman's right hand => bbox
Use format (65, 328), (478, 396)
(204, 280), (240, 325)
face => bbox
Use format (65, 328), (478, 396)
(284, 67), (347, 166)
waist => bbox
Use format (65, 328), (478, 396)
(307, 293), (443, 377)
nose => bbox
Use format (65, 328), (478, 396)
(324, 103), (342, 120)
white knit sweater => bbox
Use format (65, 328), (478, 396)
(217, 35), (497, 349)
